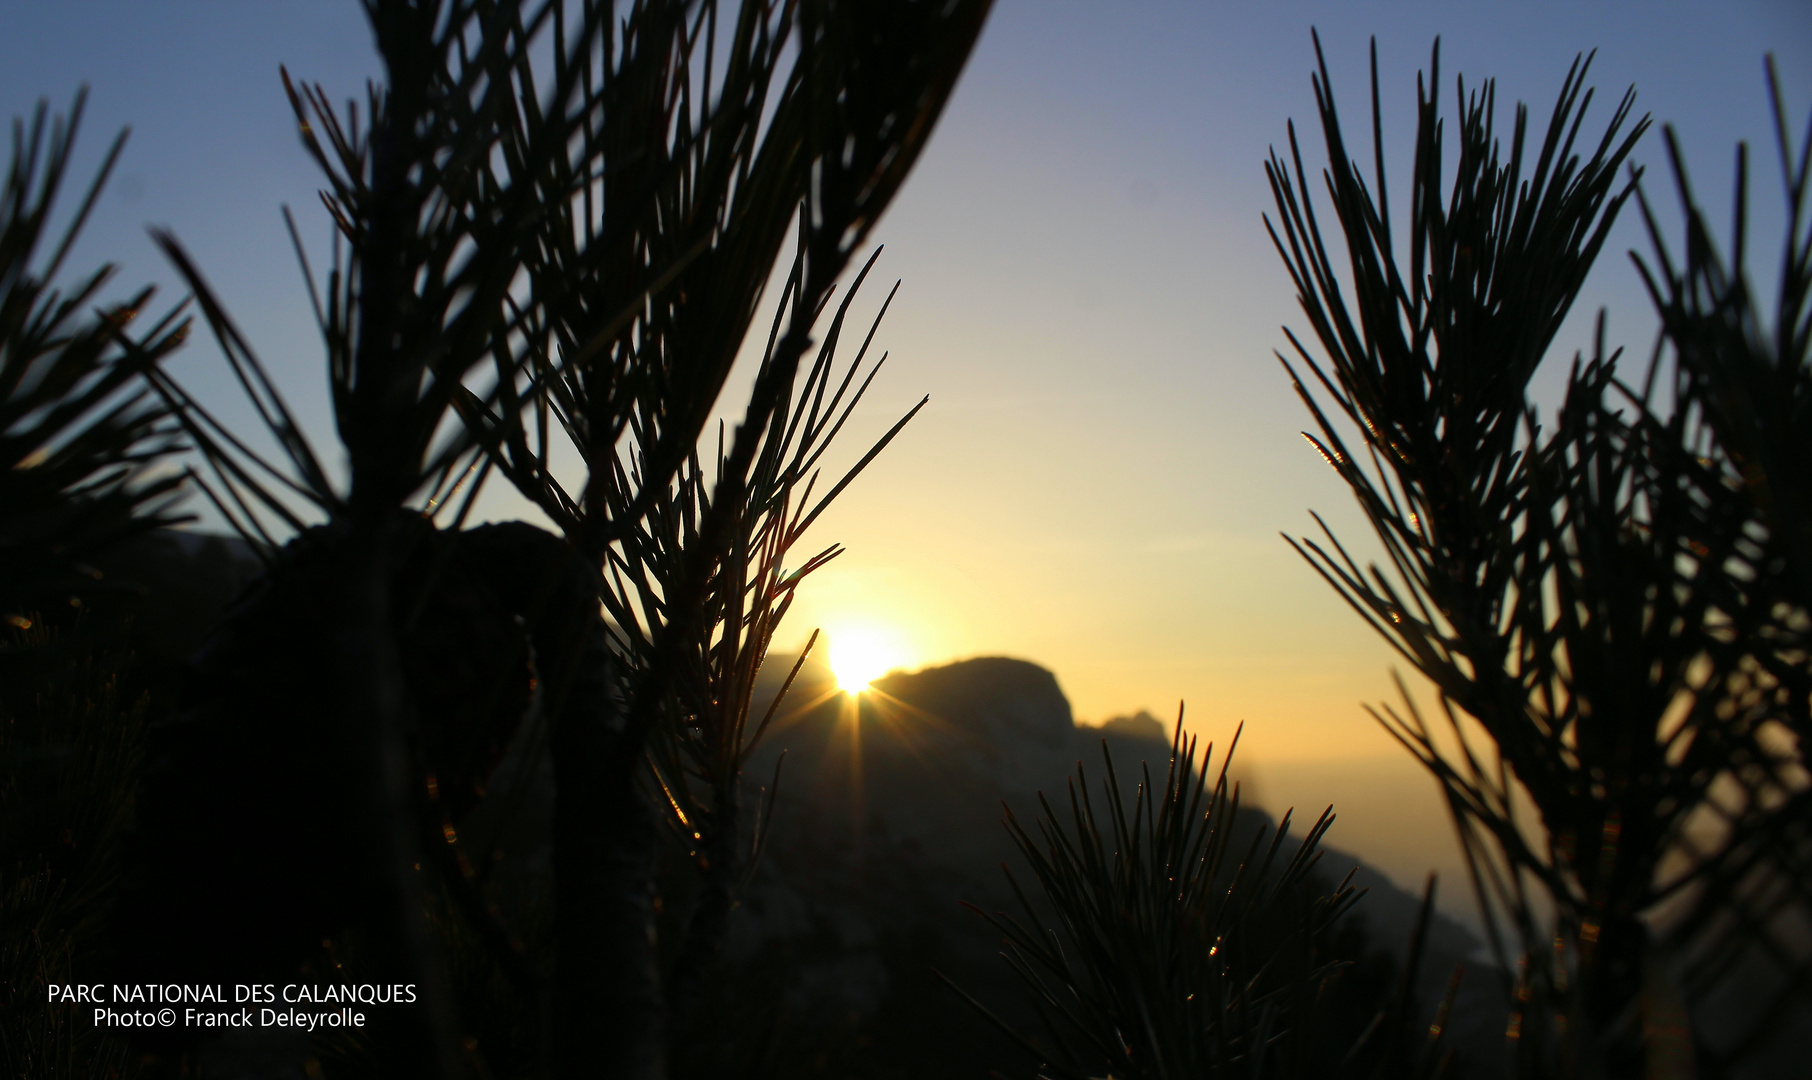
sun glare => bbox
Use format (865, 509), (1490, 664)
(829, 627), (898, 694)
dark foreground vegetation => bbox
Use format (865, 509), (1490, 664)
(1269, 34), (1812, 1080)
(2, 4), (1807, 1078)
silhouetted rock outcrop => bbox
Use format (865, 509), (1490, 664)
(698, 654), (1494, 1078)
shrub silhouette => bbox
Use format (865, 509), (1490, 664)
(1269, 33), (1811, 1079)
(5, 2), (992, 1077)
(0, 90), (192, 1080)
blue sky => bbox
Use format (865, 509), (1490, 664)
(6, 0), (1808, 899)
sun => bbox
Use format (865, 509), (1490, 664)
(828, 626), (900, 694)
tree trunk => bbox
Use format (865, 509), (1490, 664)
(463, 523), (665, 1080)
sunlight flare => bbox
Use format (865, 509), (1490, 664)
(828, 625), (902, 694)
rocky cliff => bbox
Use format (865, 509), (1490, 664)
(692, 653), (1496, 1078)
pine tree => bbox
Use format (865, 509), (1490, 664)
(1268, 34), (1811, 1077)
(87, 2), (992, 1077)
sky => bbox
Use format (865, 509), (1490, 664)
(5, 1), (1808, 907)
